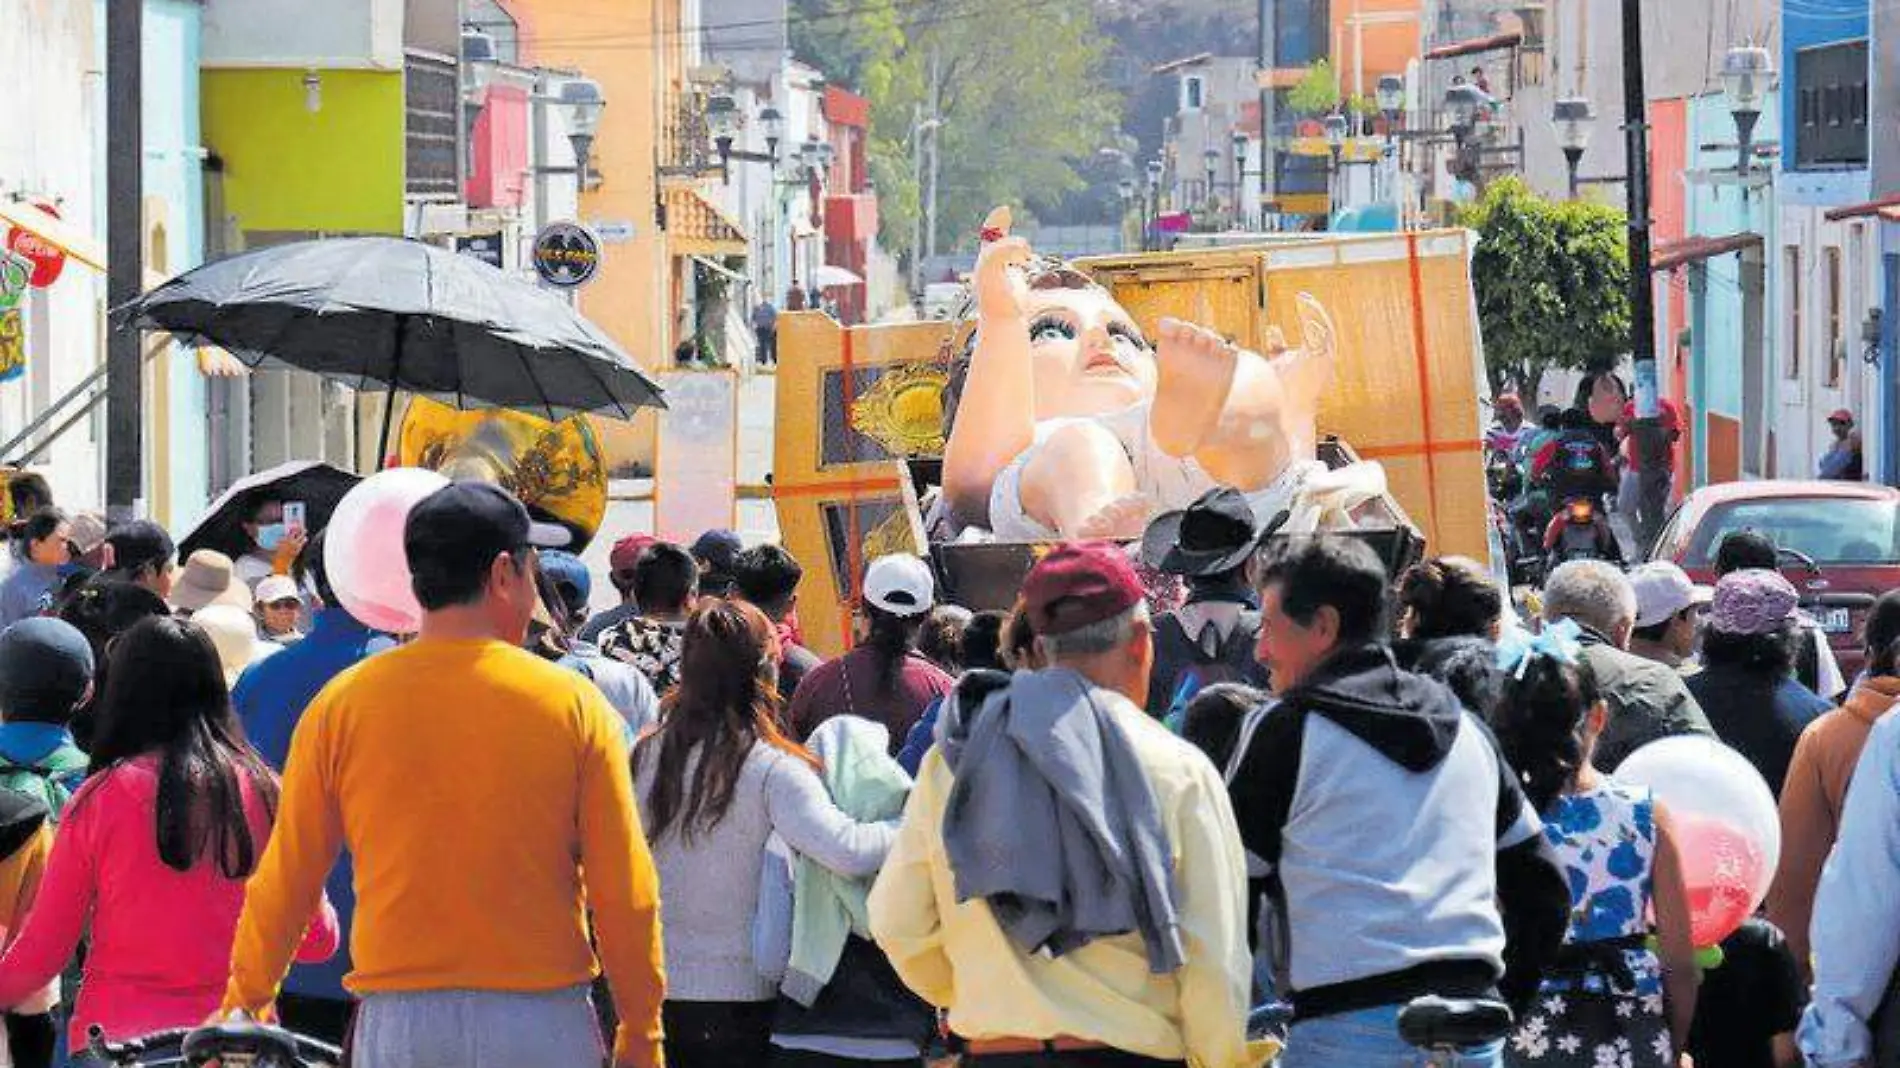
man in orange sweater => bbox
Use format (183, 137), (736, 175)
(224, 483), (666, 1067)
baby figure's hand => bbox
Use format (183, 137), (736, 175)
(973, 206), (1032, 321)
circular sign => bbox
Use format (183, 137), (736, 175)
(532, 222), (600, 289)
(6, 203), (67, 289)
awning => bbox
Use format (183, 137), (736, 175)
(663, 186), (748, 257)
(1425, 32), (1523, 61)
(1651, 232), (1763, 271)
(1880, 206), (1900, 223)
(688, 254), (750, 286)
(0, 199), (105, 272)
(1824, 194), (1900, 222)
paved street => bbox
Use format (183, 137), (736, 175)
(577, 372), (781, 613)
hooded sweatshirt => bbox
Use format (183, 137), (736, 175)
(1767, 674), (1900, 977)
(1225, 644), (1568, 1020)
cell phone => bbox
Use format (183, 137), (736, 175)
(283, 501), (307, 537)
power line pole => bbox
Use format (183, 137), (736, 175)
(1620, 0), (1658, 418)
(909, 102), (925, 300)
(105, 0), (144, 519)
(924, 47), (942, 269)
(1257, 0), (1274, 227)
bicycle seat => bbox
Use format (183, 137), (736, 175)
(182, 1020), (304, 1067)
(1396, 995), (1514, 1050)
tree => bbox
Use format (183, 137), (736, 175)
(1458, 177), (1631, 403)
(1286, 60), (1340, 117)
(791, 0), (1120, 258)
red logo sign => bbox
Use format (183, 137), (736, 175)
(5, 203), (68, 289)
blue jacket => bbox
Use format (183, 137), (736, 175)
(231, 607), (393, 1002)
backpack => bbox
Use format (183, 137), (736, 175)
(0, 745), (89, 823)
(1151, 610), (1268, 723)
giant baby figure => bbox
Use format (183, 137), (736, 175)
(942, 207), (1384, 541)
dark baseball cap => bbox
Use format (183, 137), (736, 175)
(405, 482), (571, 587)
(0, 617), (95, 722)
(103, 519), (175, 576)
(692, 529), (744, 572)
(539, 550), (592, 616)
(1022, 541), (1146, 637)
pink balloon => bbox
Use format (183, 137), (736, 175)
(1672, 812), (1768, 948)
(323, 468), (450, 635)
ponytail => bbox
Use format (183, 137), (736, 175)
(1492, 653), (1601, 812)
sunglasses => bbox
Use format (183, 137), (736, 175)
(264, 598), (303, 610)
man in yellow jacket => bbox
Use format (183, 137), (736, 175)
(224, 483), (666, 1067)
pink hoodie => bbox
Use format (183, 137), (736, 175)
(0, 755), (337, 1045)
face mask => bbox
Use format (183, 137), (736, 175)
(256, 523), (287, 551)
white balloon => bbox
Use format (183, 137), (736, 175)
(322, 467), (450, 635)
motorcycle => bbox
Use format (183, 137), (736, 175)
(1544, 496), (1624, 573)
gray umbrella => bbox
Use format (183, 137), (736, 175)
(115, 236), (665, 467)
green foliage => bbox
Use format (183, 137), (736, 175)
(791, 0), (1120, 257)
(1457, 177), (1631, 399)
(1345, 93), (1376, 118)
(1287, 60), (1340, 117)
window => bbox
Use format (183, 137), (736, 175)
(1786, 246), (1802, 379)
(1184, 76), (1205, 111)
(1794, 40), (1869, 168)
(1826, 247), (1844, 387)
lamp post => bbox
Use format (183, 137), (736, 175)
(1377, 74), (1404, 210)
(1202, 146), (1220, 223)
(1553, 96), (1594, 200)
(1324, 112), (1348, 215)
(558, 78), (605, 191)
(1722, 44), (1774, 176)
(1230, 130), (1249, 228)
(706, 91), (741, 182)
(1444, 82), (1485, 192)
(1117, 177), (1136, 250)
(1145, 157), (1164, 251)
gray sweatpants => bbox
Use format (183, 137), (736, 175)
(350, 986), (604, 1068)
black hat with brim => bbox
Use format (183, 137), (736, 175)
(1141, 487), (1265, 578)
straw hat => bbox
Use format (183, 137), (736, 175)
(169, 550), (254, 615)
(193, 604), (278, 687)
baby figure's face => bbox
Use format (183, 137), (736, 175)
(1025, 285), (1157, 420)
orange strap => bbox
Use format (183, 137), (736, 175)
(1403, 232), (1443, 539)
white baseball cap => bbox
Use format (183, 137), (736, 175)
(255, 574), (302, 606)
(863, 554), (935, 618)
(1630, 561), (1713, 629)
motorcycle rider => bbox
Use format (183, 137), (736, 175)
(1529, 408), (1618, 507)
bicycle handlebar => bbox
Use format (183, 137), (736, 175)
(86, 1022), (343, 1066)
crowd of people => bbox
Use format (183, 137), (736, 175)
(0, 464), (1895, 1068)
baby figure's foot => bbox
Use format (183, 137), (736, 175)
(1152, 317), (1240, 459)
(1073, 493), (1152, 541)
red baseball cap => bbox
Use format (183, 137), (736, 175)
(1829, 408), (1855, 424)
(1022, 541), (1145, 637)
(610, 534), (658, 573)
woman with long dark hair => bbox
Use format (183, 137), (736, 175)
(785, 555), (954, 752)
(0, 508), (72, 629)
(0, 616), (337, 1046)
(1492, 625), (1698, 1068)
(634, 599), (897, 1068)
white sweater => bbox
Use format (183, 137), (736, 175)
(633, 740), (896, 1001)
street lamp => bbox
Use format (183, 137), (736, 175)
(1324, 113), (1348, 211)
(1552, 96), (1594, 199)
(1144, 158), (1164, 251)
(559, 78), (606, 190)
(706, 91), (743, 183)
(759, 105), (784, 162)
(1444, 81), (1485, 189)
(1230, 130), (1249, 227)
(1376, 74), (1404, 130)
(1722, 43), (1774, 176)
(1202, 146), (1220, 217)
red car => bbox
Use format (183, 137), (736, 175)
(1649, 480), (1900, 682)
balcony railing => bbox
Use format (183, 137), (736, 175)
(660, 97), (720, 179)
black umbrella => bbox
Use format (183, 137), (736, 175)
(177, 461), (361, 564)
(115, 236), (666, 467)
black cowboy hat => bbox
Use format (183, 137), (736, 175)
(1141, 487), (1269, 578)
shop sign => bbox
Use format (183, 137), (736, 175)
(0, 310), (24, 384)
(0, 251), (29, 313)
(531, 222), (600, 289)
(5, 203), (68, 288)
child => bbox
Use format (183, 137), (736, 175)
(0, 617), (93, 1068)
(1686, 917), (1805, 1068)
(253, 574), (306, 646)
(0, 618), (93, 821)
(942, 206), (1380, 540)
(1492, 621), (1699, 1067)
